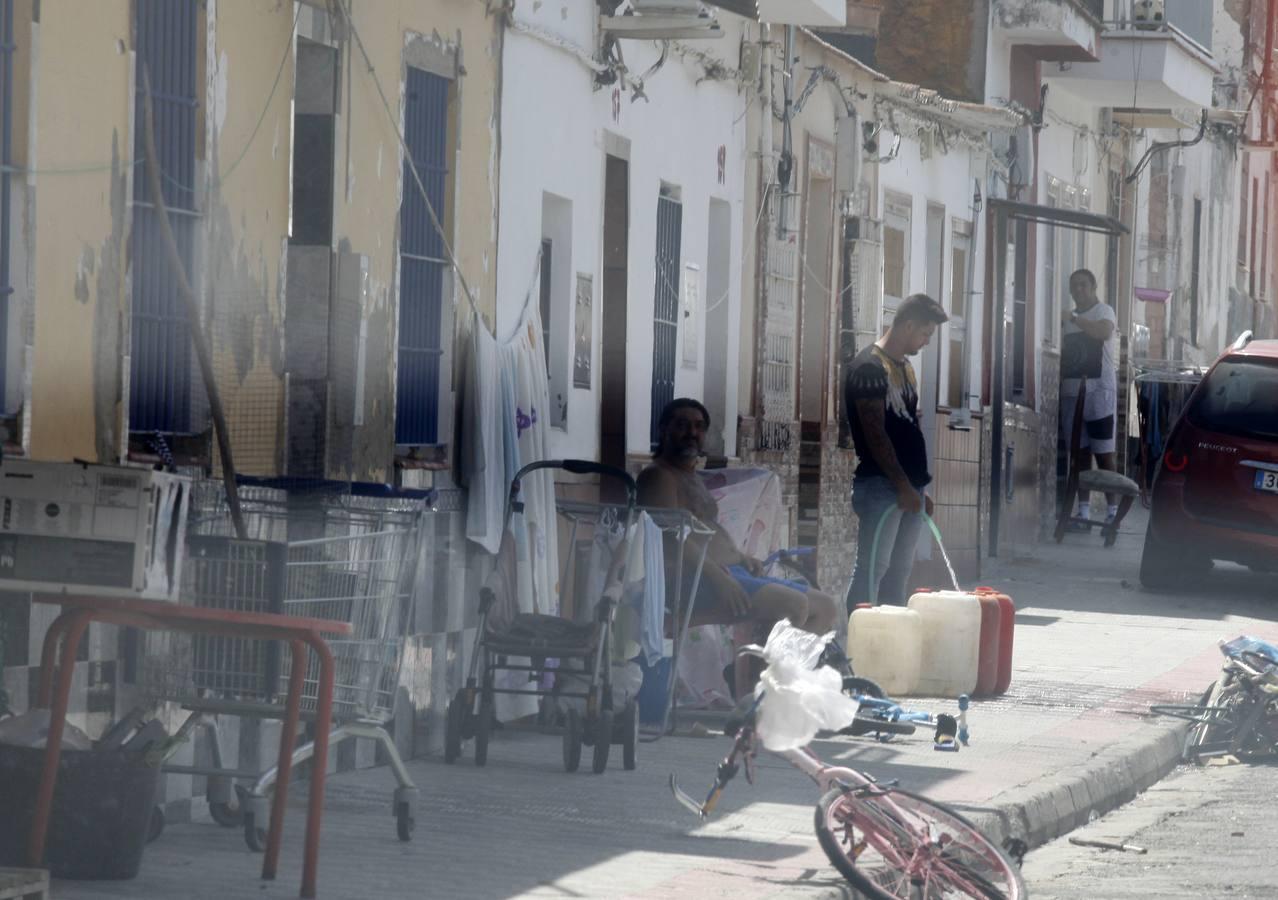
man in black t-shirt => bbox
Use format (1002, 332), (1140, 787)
(844, 293), (948, 609)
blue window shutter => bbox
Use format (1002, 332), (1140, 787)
(396, 67), (450, 446)
(650, 193), (682, 448)
(130, 0), (199, 434)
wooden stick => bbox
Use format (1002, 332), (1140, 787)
(1069, 837), (1147, 854)
(140, 68), (247, 540)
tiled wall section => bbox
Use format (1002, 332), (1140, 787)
(927, 412), (982, 583)
(816, 424), (857, 600)
(1039, 349), (1062, 539)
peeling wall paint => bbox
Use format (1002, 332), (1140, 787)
(29, 0), (132, 462)
(200, 0), (293, 476)
(25, 0), (502, 481)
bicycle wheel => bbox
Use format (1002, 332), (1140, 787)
(815, 786), (1025, 900)
(1188, 682), (1253, 762)
(1181, 681), (1218, 762)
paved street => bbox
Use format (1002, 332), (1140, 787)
(1023, 762), (1278, 899)
(40, 510), (1278, 899)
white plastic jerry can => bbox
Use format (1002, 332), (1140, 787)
(907, 590), (981, 697)
(846, 606), (923, 697)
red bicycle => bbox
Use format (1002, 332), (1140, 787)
(671, 644), (1025, 899)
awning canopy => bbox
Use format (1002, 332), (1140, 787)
(987, 198), (1129, 237)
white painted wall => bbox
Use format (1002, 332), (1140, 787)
(1032, 82), (1111, 387)
(1125, 127), (1245, 364)
(496, 3), (749, 460)
(876, 123), (988, 421)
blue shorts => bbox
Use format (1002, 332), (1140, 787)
(726, 565), (811, 597)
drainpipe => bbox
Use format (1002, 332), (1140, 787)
(752, 25), (775, 427)
(777, 25), (796, 239)
(1265, 0), (1277, 145)
(988, 204), (1010, 558)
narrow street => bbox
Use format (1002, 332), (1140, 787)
(1024, 762), (1278, 899)
(44, 509), (1278, 900)
(3, 2), (1277, 898)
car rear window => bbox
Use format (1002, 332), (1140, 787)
(1186, 357), (1278, 441)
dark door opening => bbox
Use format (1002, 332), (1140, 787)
(797, 171), (833, 549)
(600, 155), (629, 488)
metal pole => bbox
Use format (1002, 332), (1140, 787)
(0, 0), (13, 408)
(988, 208), (1009, 558)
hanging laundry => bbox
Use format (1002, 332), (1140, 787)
(488, 299), (562, 723)
(459, 310), (505, 555)
(506, 304), (560, 619)
(638, 512), (667, 667)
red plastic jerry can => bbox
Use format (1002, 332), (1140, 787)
(973, 592), (1002, 696)
(975, 587), (1015, 696)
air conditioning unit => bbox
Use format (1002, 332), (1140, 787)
(835, 115), (863, 199)
(602, 0), (724, 39)
(757, 0), (846, 27)
(1133, 0), (1165, 29)
(632, 0), (702, 11)
(0, 460), (191, 601)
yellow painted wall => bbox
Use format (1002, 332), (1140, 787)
(335, 0), (500, 319)
(28, 1), (132, 462)
(329, 0), (502, 478)
(204, 1), (295, 475)
(24, 0), (502, 475)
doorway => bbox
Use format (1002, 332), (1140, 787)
(600, 154), (630, 481)
(797, 155), (833, 549)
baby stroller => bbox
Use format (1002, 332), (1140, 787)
(445, 460), (640, 774)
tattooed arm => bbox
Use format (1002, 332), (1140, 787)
(854, 396), (924, 514)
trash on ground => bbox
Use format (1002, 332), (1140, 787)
(1069, 836), (1147, 854)
(0, 709), (92, 751)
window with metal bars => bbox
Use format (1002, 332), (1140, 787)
(650, 190), (682, 449)
(539, 238), (553, 369)
(396, 66), (451, 447)
(0, 0), (12, 414)
(130, 0), (200, 435)
(1011, 220), (1028, 398)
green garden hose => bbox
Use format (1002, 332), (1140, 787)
(866, 505), (957, 607)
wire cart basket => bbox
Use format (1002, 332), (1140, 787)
(140, 478), (431, 847)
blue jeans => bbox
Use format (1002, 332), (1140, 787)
(846, 475), (925, 611)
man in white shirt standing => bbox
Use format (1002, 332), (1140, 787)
(1060, 268), (1121, 527)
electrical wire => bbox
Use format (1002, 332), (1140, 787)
(1, 3), (300, 195)
(335, 0), (484, 328)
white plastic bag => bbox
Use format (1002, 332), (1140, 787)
(753, 620), (860, 752)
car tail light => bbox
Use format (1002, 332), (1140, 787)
(1163, 451), (1188, 473)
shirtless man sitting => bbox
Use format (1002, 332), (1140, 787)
(636, 398), (839, 636)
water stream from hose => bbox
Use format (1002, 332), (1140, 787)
(866, 506), (959, 607)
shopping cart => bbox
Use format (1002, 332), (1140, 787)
(140, 478), (430, 847)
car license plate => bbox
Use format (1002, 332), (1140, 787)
(1257, 470), (1278, 494)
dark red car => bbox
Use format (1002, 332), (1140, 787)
(1141, 333), (1278, 589)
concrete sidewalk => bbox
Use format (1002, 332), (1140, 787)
(50, 511), (1278, 899)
